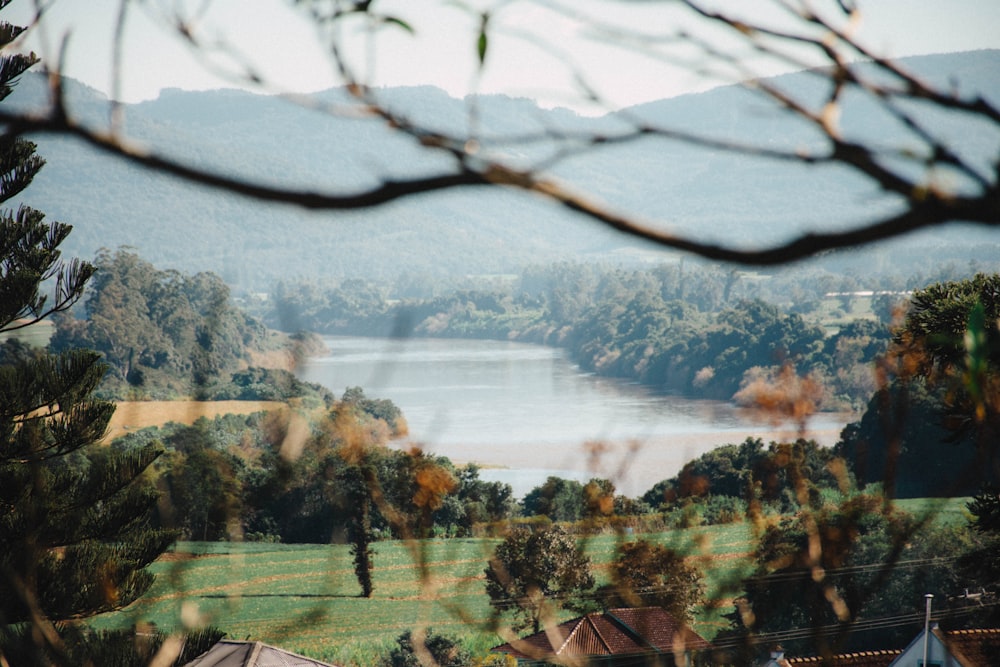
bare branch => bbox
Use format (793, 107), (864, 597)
(532, 175), (996, 266)
(3, 0), (995, 270)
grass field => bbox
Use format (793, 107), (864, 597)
(90, 525), (757, 665)
(0, 318), (53, 348)
(104, 400), (287, 441)
(895, 496), (973, 525)
(88, 499), (970, 665)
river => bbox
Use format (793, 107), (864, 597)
(296, 336), (852, 497)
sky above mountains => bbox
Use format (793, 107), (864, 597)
(7, 0), (1000, 113)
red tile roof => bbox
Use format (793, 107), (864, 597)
(782, 650), (901, 666)
(609, 607), (711, 654)
(492, 607), (711, 663)
(777, 627), (1000, 667)
(937, 627), (1000, 667)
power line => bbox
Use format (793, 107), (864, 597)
(742, 556), (960, 585)
(711, 599), (1000, 650)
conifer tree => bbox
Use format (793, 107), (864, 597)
(0, 2), (174, 641)
(342, 463), (376, 598)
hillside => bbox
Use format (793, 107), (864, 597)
(5, 50), (999, 290)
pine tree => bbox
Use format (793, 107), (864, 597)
(0, 1), (174, 640)
(341, 463), (376, 598)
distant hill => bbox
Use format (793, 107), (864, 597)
(6, 50), (999, 291)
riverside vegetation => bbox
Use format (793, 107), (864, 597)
(269, 261), (907, 409)
(4, 232), (997, 664)
(3, 224), (998, 664)
(6, 240), (998, 664)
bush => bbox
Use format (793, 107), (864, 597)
(699, 495), (747, 524)
(381, 629), (471, 667)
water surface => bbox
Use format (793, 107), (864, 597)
(297, 336), (850, 496)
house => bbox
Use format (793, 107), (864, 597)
(760, 625), (1000, 667)
(491, 607), (712, 666)
(887, 625), (1000, 666)
(182, 639), (340, 667)
(762, 647), (901, 667)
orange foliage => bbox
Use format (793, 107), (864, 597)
(330, 408), (387, 465)
(734, 365), (824, 432)
(677, 471), (710, 498)
(413, 463), (458, 511)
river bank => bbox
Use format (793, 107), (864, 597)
(402, 422), (847, 498)
(299, 335), (853, 498)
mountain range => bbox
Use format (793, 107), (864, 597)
(6, 49), (999, 292)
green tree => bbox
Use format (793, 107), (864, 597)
(836, 274), (1000, 497)
(596, 539), (705, 622)
(340, 462), (377, 598)
(521, 476), (585, 522)
(484, 525), (595, 633)
(721, 496), (978, 661)
(957, 487), (1000, 627)
(643, 437), (840, 511)
(80, 249), (166, 385)
(341, 385), (407, 436)
(896, 274), (1000, 444)
(0, 6), (174, 659)
(380, 628), (471, 667)
(0, 624), (225, 667)
(51, 248), (269, 398)
(160, 446), (244, 541)
(692, 300), (825, 399)
(968, 486), (1000, 534)
(445, 464), (515, 536)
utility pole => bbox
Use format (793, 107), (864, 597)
(922, 593), (933, 666)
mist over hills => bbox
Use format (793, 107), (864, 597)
(7, 49), (999, 291)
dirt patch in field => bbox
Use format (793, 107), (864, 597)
(248, 348), (296, 370)
(104, 400), (287, 442)
(156, 551), (204, 562)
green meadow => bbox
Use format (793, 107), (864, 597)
(92, 524), (757, 665)
(90, 502), (968, 665)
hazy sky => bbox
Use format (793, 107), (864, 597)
(6, 0), (1000, 110)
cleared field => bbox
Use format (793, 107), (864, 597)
(104, 400), (286, 441)
(0, 318), (53, 348)
(895, 496), (972, 525)
(90, 527), (756, 666)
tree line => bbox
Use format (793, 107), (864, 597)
(46, 248), (301, 400)
(5, 245), (333, 405)
(35, 245), (907, 412)
(270, 263), (900, 409)
(125, 406), (853, 546)
(112, 388), (510, 545)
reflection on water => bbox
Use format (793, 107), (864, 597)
(297, 336), (851, 496)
